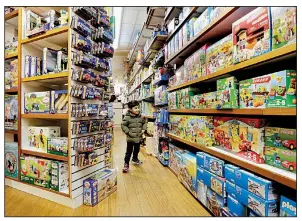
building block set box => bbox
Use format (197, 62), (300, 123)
(216, 89), (239, 109)
(217, 76), (238, 90)
(51, 161), (69, 192)
(227, 195), (248, 216)
(168, 91), (178, 110)
(47, 137), (68, 156)
(5, 95), (18, 131)
(280, 195), (296, 217)
(50, 90), (68, 114)
(5, 142), (18, 179)
(232, 7), (271, 64)
(196, 152), (225, 177)
(214, 116), (267, 163)
(206, 186), (227, 217)
(83, 169), (117, 206)
(271, 7), (296, 50)
(264, 127), (296, 173)
(225, 164), (240, 183)
(176, 87), (199, 109)
(24, 91), (51, 113)
(221, 207), (235, 217)
(178, 152), (197, 196)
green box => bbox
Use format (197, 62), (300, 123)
(24, 91), (51, 113)
(177, 87), (199, 109)
(47, 137), (68, 156)
(264, 127), (296, 173)
(200, 92), (217, 109)
(191, 94), (203, 109)
(168, 91), (178, 110)
(217, 76), (238, 90)
(216, 89), (239, 109)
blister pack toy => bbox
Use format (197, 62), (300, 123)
(71, 16), (91, 37)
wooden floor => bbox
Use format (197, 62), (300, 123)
(5, 128), (211, 217)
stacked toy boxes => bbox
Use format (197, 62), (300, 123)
(168, 143), (185, 175)
(225, 165), (279, 216)
(176, 87), (199, 109)
(279, 195), (296, 217)
(5, 94), (18, 131)
(196, 152), (226, 216)
(51, 161), (69, 192)
(5, 142), (18, 179)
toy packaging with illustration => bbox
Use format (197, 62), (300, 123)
(168, 144), (185, 175)
(264, 127), (296, 173)
(157, 139), (169, 166)
(24, 91), (51, 113)
(280, 195), (296, 217)
(51, 161), (69, 192)
(217, 76), (238, 90)
(177, 87), (199, 109)
(227, 195), (248, 216)
(232, 7), (271, 64)
(216, 89), (239, 109)
(271, 7), (296, 50)
(196, 179), (208, 206)
(214, 116), (267, 163)
(221, 207), (235, 217)
(198, 92), (217, 109)
(206, 187), (227, 217)
(196, 152), (225, 177)
(168, 91), (178, 110)
(5, 95), (18, 131)
(50, 90), (69, 114)
(47, 137), (68, 156)
(5, 142), (18, 179)
(5, 59), (18, 90)
(225, 164), (240, 183)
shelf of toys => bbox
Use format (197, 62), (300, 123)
(5, 6), (117, 209)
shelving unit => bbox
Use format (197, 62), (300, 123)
(21, 149), (69, 162)
(5, 9), (19, 21)
(164, 7), (182, 24)
(5, 52), (18, 59)
(21, 113), (69, 119)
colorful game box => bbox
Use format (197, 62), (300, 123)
(225, 164), (240, 183)
(196, 152), (225, 177)
(168, 91), (178, 110)
(190, 94), (202, 109)
(264, 127), (296, 173)
(227, 195), (248, 216)
(168, 144), (185, 175)
(83, 177), (98, 206)
(196, 179), (208, 206)
(158, 139), (169, 166)
(47, 137), (68, 156)
(24, 91), (51, 113)
(28, 126), (61, 152)
(280, 195), (296, 217)
(216, 89), (239, 109)
(5, 59), (18, 89)
(51, 161), (69, 192)
(232, 7), (271, 64)
(217, 76), (238, 90)
(5, 142), (18, 179)
(50, 90), (69, 114)
(5, 95), (18, 131)
(206, 187), (226, 217)
(199, 92), (217, 109)
(214, 117), (267, 163)
(271, 7), (296, 50)
(200, 44), (210, 77)
(154, 85), (168, 105)
(169, 115), (188, 138)
(177, 87), (199, 109)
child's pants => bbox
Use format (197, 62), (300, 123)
(124, 142), (140, 164)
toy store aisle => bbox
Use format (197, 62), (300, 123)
(5, 128), (210, 217)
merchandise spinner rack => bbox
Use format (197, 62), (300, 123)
(5, 7), (115, 208)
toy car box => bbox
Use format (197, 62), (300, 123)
(213, 116), (267, 163)
(178, 151), (197, 196)
(227, 195), (248, 216)
(47, 137), (68, 156)
(196, 152), (225, 177)
(24, 91), (51, 113)
(168, 91), (178, 110)
(271, 7), (296, 50)
(225, 164), (240, 183)
(197, 167), (226, 197)
(216, 89), (239, 109)
(234, 169), (279, 200)
(206, 34), (233, 75)
(221, 207), (235, 217)
(206, 187), (227, 217)
(83, 169), (117, 206)
(5, 95), (18, 131)
(5, 142), (18, 179)
(264, 127), (296, 173)
(51, 161), (69, 192)
(232, 7), (271, 64)
(280, 195), (296, 217)
(196, 179), (208, 206)
(217, 76), (238, 90)
(177, 87), (199, 109)
(50, 90), (68, 114)
(28, 126), (60, 152)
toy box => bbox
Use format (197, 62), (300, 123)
(206, 34), (233, 75)
(221, 207), (234, 217)
(216, 89), (239, 109)
(206, 187), (226, 217)
(83, 169), (117, 206)
(214, 117), (267, 163)
(264, 127), (296, 173)
(168, 92), (178, 110)
(5, 142), (18, 179)
(50, 90), (68, 114)
(154, 85), (168, 105)
(271, 7), (296, 50)
(43, 48), (59, 74)
(190, 94), (202, 109)
(177, 87), (199, 109)
(227, 195), (248, 216)
(169, 115), (188, 138)
(5, 95), (18, 131)
(197, 167), (226, 197)
(280, 195), (296, 217)
(199, 92), (217, 109)
(196, 179), (208, 206)
(232, 7), (271, 64)
(28, 126), (61, 152)
(24, 91), (51, 113)
(193, 8), (210, 38)
(168, 144), (184, 175)
(196, 152), (225, 177)
(178, 151), (197, 196)
(51, 161), (69, 192)
(5, 38), (18, 56)
(225, 164), (239, 183)
(158, 139), (169, 166)
(217, 76), (238, 90)
(5, 59), (18, 89)
(226, 180), (237, 198)
(47, 137), (68, 156)
(234, 169), (279, 200)
(249, 210), (259, 216)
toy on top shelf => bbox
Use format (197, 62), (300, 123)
(271, 7), (296, 50)
(5, 142), (18, 179)
(5, 95), (18, 131)
(193, 8), (211, 38)
(280, 195), (296, 217)
(5, 59), (18, 90)
(90, 10), (110, 29)
(208, 7), (230, 22)
(24, 91), (51, 113)
(264, 127), (296, 173)
(73, 7), (97, 21)
(232, 7), (271, 64)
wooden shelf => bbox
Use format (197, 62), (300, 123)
(146, 7), (166, 29)
(168, 108), (296, 116)
(142, 115), (155, 119)
(142, 95), (155, 102)
(5, 52), (18, 60)
(167, 43), (297, 92)
(22, 113), (68, 120)
(21, 149), (68, 162)
(5, 130), (18, 135)
(167, 133), (296, 189)
(5, 176), (19, 182)
(148, 35), (168, 51)
(5, 10), (18, 21)
(21, 26), (69, 45)
(5, 88), (18, 93)
(164, 7), (182, 24)
(22, 71), (69, 82)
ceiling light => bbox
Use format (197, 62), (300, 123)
(113, 7), (123, 50)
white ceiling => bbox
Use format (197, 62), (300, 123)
(118, 7), (147, 51)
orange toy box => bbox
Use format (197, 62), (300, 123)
(214, 117), (267, 163)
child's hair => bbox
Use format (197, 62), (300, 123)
(128, 100), (139, 109)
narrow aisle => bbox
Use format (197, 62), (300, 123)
(5, 128), (211, 217)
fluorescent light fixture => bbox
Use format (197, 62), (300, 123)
(113, 7), (123, 49)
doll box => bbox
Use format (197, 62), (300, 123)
(232, 7), (271, 64)
(280, 195), (296, 217)
(24, 91), (51, 113)
(216, 89), (239, 109)
(5, 95), (18, 131)
(227, 195), (248, 217)
(217, 76), (238, 90)
(5, 142), (18, 179)
(179, 152), (197, 196)
(47, 137), (68, 156)
(28, 126), (60, 152)
(196, 152), (225, 177)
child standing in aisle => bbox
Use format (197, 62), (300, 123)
(121, 101), (147, 173)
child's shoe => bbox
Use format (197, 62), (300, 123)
(132, 159), (143, 165)
(122, 164), (129, 173)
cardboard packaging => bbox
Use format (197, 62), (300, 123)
(168, 144), (184, 175)
(217, 76), (238, 90)
(47, 137), (68, 156)
(280, 195), (296, 217)
(178, 152), (197, 196)
(196, 152), (225, 177)
(51, 161), (69, 192)
(24, 91), (51, 113)
(50, 90), (69, 114)
(5, 142), (18, 179)
(206, 187), (226, 217)
(196, 179), (208, 206)
(168, 92), (178, 110)
(5, 95), (18, 131)
(225, 164), (240, 183)
(227, 195), (248, 216)
(177, 87), (199, 109)
(221, 207), (235, 217)
(216, 89), (239, 109)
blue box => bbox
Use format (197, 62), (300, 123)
(226, 180), (237, 198)
(249, 210), (259, 217)
(206, 187), (226, 217)
(225, 164), (239, 183)
(83, 178), (98, 206)
(227, 195), (247, 216)
(196, 179), (208, 207)
(235, 169), (278, 200)
(221, 207), (234, 217)
(280, 195), (296, 217)
(197, 167), (226, 197)
(196, 152), (225, 177)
